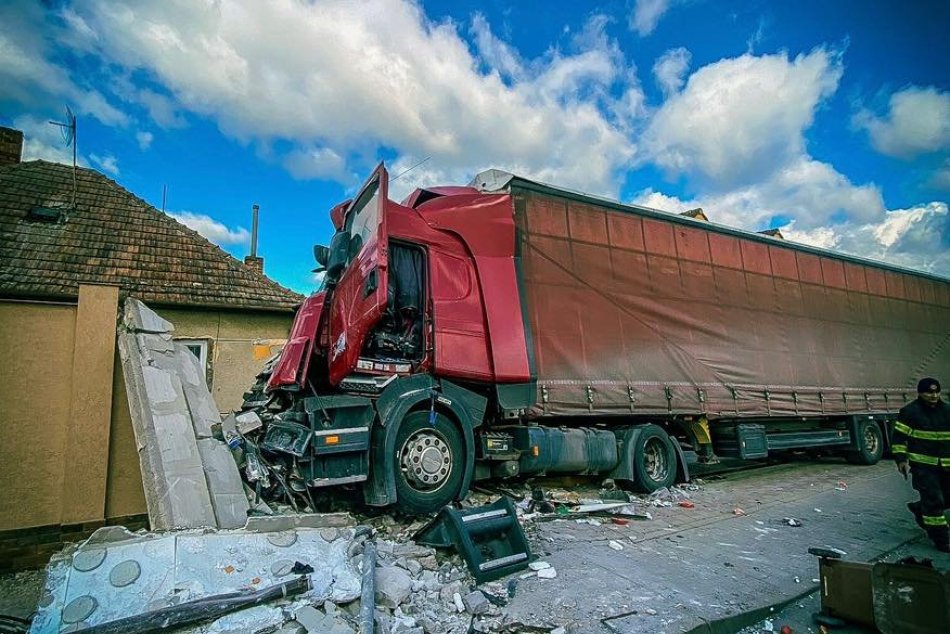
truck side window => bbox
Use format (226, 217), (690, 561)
(344, 179), (380, 265)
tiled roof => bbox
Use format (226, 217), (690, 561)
(0, 160), (302, 311)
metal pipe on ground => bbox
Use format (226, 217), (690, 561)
(359, 540), (377, 634)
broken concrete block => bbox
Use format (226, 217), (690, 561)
(118, 298), (247, 530)
(196, 438), (250, 528)
(376, 566), (413, 608)
(439, 581), (464, 605)
(461, 591), (489, 615)
(244, 513), (354, 532)
(123, 299), (174, 334)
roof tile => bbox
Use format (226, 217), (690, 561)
(0, 160), (303, 311)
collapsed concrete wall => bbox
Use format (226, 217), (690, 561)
(117, 298), (248, 530)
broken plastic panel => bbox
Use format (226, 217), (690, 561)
(262, 421), (313, 457)
(415, 497), (530, 584)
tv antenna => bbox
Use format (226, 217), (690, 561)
(49, 105), (77, 211)
(391, 156), (431, 182)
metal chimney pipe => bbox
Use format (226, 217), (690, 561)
(250, 204), (260, 258)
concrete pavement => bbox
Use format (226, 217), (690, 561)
(504, 459), (944, 633)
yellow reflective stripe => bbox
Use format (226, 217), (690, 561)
(923, 515), (948, 527)
(892, 444), (907, 453)
(911, 429), (950, 441)
(891, 421), (950, 441)
(908, 452), (940, 465)
(894, 421), (913, 434)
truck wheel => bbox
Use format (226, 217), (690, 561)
(846, 421), (883, 465)
(394, 411), (465, 514)
(632, 424), (677, 493)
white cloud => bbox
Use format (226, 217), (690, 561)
(931, 159), (950, 191)
(0, 6), (128, 127)
(631, 188), (698, 213)
(630, 0), (674, 37)
(136, 130), (153, 150)
(470, 12), (524, 81)
(705, 157), (885, 229)
(634, 185), (948, 276)
(283, 146), (350, 182)
(782, 202), (949, 275)
(853, 86), (950, 159)
(778, 224), (841, 250)
(63, 0), (641, 195)
(653, 47), (691, 97)
(14, 114), (86, 166)
(169, 211), (250, 246)
(644, 48), (843, 186)
(89, 153), (120, 175)
(135, 88), (188, 129)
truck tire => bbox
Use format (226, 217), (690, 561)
(846, 420), (883, 465)
(632, 424), (677, 493)
(394, 411), (465, 514)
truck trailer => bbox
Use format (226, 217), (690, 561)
(239, 164), (950, 513)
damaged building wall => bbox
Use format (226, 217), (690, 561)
(148, 307), (291, 412)
(0, 288), (290, 569)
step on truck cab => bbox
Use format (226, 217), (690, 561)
(240, 164), (950, 514)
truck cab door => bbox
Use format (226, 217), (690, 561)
(327, 163), (390, 385)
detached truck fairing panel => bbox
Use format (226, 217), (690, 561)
(493, 176), (950, 420)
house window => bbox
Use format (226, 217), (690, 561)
(177, 338), (210, 375)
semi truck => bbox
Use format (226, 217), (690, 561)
(240, 164), (950, 514)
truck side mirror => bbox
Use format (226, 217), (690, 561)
(322, 232), (350, 282)
(313, 244), (330, 272)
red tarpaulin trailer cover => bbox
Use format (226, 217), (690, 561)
(510, 185), (950, 420)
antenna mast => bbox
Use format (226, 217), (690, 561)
(49, 105), (77, 211)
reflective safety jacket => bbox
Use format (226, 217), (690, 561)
(893, 399), (950, 468)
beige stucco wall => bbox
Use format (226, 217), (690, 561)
(0, 301), (76, 531)
(0, 295), (292, 532)
(158, 307), (291, 412)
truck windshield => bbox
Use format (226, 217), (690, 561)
(343, 178), (380, 264)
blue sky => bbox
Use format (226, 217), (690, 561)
(2, 0), (948, 293)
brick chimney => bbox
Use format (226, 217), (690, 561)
(0, 127), (23, 167)
(244, 255), (264, 275)
(244, 203), (263, 274)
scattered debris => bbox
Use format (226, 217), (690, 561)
(783, 518), (803, 527)
(608, 541), (624, 551)
(414, 498), (530, 583)
(678, 501), (695, 509)
(536, 568), (557, 579)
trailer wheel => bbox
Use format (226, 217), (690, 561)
(632, 424), (677, 493)
(846, 421), (883, 465)
(393, 411), (465, 514)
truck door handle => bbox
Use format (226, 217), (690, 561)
(364, 268), (378, 297)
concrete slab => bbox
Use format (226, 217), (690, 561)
(28, 525), (363, 633)
(117, 298), (248, 530)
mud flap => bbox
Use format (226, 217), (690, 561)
(414, 497), (530, 583)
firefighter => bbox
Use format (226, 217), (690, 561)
(894, 377), (950, 552)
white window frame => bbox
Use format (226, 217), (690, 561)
(177, 338), (210, 375)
